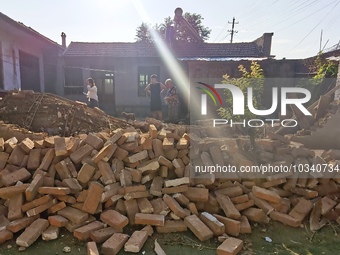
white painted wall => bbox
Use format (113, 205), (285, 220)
(0, 22), (45, 91)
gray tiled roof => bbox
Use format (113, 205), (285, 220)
(63, 41), (264, 58)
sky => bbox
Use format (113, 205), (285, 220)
(1, 0), (340, 59)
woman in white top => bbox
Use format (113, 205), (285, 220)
(86, 77), (99, 108)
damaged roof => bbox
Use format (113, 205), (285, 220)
(63, 41), (265, 59)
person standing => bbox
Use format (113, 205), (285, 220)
(164, 78), (179, 123)
(145, 74), (166, 120)
(86, 77), (99, 108)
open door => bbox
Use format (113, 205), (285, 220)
(91, 71), (115, 115)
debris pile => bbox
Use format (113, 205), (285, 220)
(0, 122), (340, 255)
(0, 91), (129, 136)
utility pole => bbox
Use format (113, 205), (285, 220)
(228, 17), (239, 43)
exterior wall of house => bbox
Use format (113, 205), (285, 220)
(63, 56), (173, 117)
(0, 27), (46, 91)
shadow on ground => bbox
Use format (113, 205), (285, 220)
(1, 222), (340, 255)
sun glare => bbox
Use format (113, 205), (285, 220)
(132, 0), (195, 112)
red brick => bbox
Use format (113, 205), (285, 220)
(214, 214), (240, 237)
(0, 229), (13, 244)
(252, 186), (281, 203)
(48, 215), (69, 227)
(124, 199), (139, 225)
(98, 161), (116, 185)
(150, 198), (170, 216)
(124, 230), (148, 253)
(102, 233), (129, 255)
(38, 187), (70, 196)
(77, 163), (96, 186)
(156, 220), (187, 233)
(87, 241), (99, 255)
(62, 178), (82, 193)
(7, 146), (26, 166)
(58, 207), (89, 224)
(112, 147), (129, 161)
(90, 227), (119, 243)
(26, 199), (57, 217)
(92, 143), (117, 164)
(48, 201), (67, 214)
(85, 133), (104, 150)
(19, 137), (34, 154)
(215, 186), (244, 198)
(27, 148), (41, 170)
(124, 190), (150, 200)
(16, 218), (49, 247)
(321, 196), (337, 215)
(38, 148), (55, 170)
(239, 216), (251, 234)
(100, 210), (129, 230)
(0, 152), (9, 170)
(82, 182), (104, 214)
(54, 137), (67, 156)
(199, 212), (225, 236)
(42, 225), (59, 241)
(56, 195), (76, 204)
(217, 237), (243, 255)
(234, 200), (255, 211)
(243, 208), (269, 223)
(137, 197), (154, 214)
(25, 174), (44, 201)
(163, 194), (189, 219)
(184, 214), (213, 241)
(149, 125), (158, 138)
(288, 198), (313, 221)
(270, 211), (301, 227)
(141, 225), (154, 236)
(248, 192), (274, 215)
(6, 215), (39, 233)
(70, 144), (93, 164)
(74, 221), (105, 241)
(216, 194), (241, 220)
(135, 213), (164, 226)
(162, 185), (188, 194)
(8, 193), (24, 221)
(1, 168), (31, 186)
(55, 160), (72, 180)
(184, 187), (209, 202)
(0, 184), (28, 199)
(21, 195), (51, 212)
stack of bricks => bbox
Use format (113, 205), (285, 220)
(0, 124), (340, 255)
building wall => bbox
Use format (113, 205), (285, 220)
(0, 26), (46, 91)
(63, 56), (173, 116)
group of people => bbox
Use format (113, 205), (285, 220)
(84, 74), (179, 123)
(145, 74), (179, 123)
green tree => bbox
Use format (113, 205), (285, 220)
(135, 12), (211, 43)
(218, 62), (265, 163)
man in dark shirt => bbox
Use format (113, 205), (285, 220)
(145, 74), (166, 120)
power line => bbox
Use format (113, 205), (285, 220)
(289, 0), (340, 52)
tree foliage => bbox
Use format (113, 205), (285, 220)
(218, 61), (265, 122)
(135, 12), (211, 43)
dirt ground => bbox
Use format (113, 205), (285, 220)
(1, 222), (340, 255)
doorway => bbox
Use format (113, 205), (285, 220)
(91, 71), (115, 115)
(19, 51), (40, 92)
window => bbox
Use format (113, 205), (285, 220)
(138, 66), (160, 97)
(64, 67), (83, 95)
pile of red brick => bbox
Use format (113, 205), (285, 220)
(0, 124), (340, 255)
